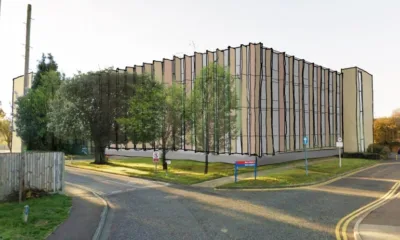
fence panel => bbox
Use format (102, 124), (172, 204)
(0, 152), (64, 201)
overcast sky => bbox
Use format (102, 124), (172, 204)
(0, 0), (399, 117)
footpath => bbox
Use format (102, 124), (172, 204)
(47, 185), (105, 240)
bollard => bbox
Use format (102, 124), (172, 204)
(23, 205), (29, 223)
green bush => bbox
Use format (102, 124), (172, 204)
(380, 146), (391, 160)
(367, 143), (385, 153)
(366, 143), (391, 160)
(343, 152), (380, 160)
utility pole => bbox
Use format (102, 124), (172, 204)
(24, 4), (32, 95)
(19, 4), (32, 204)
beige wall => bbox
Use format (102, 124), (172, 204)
(342, 67), (373, 153)
(11, 73), (33, 153)
(362, 70), (374, 150)
(342, 67), (358, 152)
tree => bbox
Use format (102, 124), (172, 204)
(0, 117), (12, 151)
(391, 109), (400, 141)
(118, 80), (183, 170)
(32, 53), (59, 89)
(187, 63), (237, 174)
(15, 70), (62, 150)
(373, 117), (398, 144)
(48, 69), (132, 164)
(0, 103), (12, 151)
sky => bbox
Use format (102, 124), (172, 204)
(0, 0), (399, 117)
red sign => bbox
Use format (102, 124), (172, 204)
(153, 152), (160, 163)
(236, 160), (255, 165)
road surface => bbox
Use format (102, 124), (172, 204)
(65, 162), (400, 240)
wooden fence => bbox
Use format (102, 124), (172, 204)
(0, 152), (65, 201)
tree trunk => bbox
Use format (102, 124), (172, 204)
(204, 153), (209, 174)
(94, 143), (106, 164)
(162, 148), (168, 170)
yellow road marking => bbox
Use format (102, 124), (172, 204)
(335, 182), (400, 240)
(341, 182), (400, 240)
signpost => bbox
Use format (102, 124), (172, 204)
(336, 137), (343, 167)
(303, 136), (308, 176)
(165, 160), (171, 176)
(153, 151), (160, 172)
(234, 160), (257, 183)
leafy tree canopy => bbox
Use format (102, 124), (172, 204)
(15, 70), (62, 150)
(32, 53), (59, 89)
(118, 81), (184, 169)
(186, 63), (238, 173)
(48, 69), (135, 164)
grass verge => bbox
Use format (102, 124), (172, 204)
(218, 158), (378, 189)
(66, 156), (348, 185)
(0, 194), (72, 240)
(66, 157), (269, 185)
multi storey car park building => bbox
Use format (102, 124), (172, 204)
(11, 42), (373, 159)
(117, 42), (373, 156)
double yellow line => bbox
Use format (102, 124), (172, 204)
(335, 181), (400, 240)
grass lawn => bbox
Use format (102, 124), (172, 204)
(0, 194), (72, 240)
(66, 157), (273, 185)
(219, 158), (378, 189)
(65, 155), (353, 185)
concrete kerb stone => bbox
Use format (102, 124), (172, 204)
(65, 181), (109, 240)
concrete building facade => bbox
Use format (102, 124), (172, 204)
(119, 42), (373, 155)
(11, 73), (32, 153)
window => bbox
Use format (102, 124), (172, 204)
(304, 63), (309, 141)
(294, 59), (299, 150)
(223, 50), (230, 153)
(246, 47), (251, 153)
(261, 50), (267, 154)
(272, 53), (279, 152)
(313, 67), (318, 147)
(321, 69), (325, 147)
(180, 58), (185, 149)
(285, 56), (290, 151)
(357, 71), (365, 152)
(336, 74), (341, 138)
(191, 56), (196, 150)
(329, 72), (334, 146)
(235, 48), (242, 153)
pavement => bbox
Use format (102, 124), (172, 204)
(62, 162), (400, 240)
(46, 184), (105, 240)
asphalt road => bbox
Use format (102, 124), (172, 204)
(65, 162), (400, 240)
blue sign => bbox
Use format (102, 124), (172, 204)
(303, 137), (309, 176)
(303, 136), (308, 145)
(81, 147), (88, 155)
(234, 160), (257, 183)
